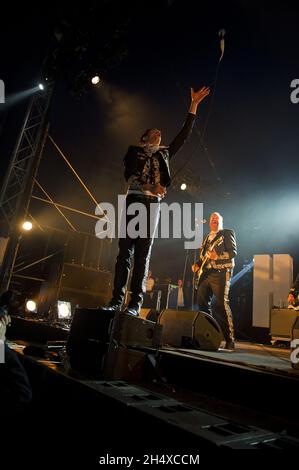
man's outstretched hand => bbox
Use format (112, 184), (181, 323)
(192, 263), (199, 273)
(189, 86), (210, 114)
(191, 86), (210, 104)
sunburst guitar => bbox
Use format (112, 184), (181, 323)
(194, 235), (224, 288)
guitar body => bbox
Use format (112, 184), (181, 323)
(195, 235), (224, 288)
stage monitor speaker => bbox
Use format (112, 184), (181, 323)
(103, 344), (147, 381)
(66, 307), (116, 377)
(111, 312), (162, 348)
(158, 309), (224, 351)
(66, 308), (162, 377)
(291, 315), (299, 370)
(140, 308), (160, 322)
(140, 308), (151, 319)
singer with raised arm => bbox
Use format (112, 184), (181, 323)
(192, 212), (237, 350)
(105, 85), (210, 317)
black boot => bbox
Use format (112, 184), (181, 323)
(103, 301), (122, 311)
(224, 339), (235, 350)
(123, 305), (140, 317)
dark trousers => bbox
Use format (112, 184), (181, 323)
(197, 269), (235, 342)
(111, 194), (160, 310)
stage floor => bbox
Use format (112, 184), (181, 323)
(8, 337), (299, 434)
(9, 338), (298, 378)
(161, 341), (299, 378)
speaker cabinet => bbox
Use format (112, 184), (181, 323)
(38, 264), (112, 316)
(60, 263), (111, 294)
(270, 308), (299, 341)
(103, 344), (146, 381)
(111, 312), (162, 348)
(140, 308), (151, 319)
(158, 309), (224, 351)
(66, 308), (162, 377)
(66, 307), (116, 377)
(140, 308), (160, 322)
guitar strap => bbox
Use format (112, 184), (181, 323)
(211, 230), (225, 252)
(200, 233), (210, 258)
(201, 230), (224, 257)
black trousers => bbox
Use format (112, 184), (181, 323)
(197, 269), (235, 342)
(111, 194), (160, 310)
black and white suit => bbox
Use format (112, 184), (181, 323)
(110, 113), (196, 313)
(195, 229), (237, 343)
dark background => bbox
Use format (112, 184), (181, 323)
(0, 0), (298, 288)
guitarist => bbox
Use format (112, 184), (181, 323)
(192, 212), (237, 350)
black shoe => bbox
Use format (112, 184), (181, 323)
(103, 302), (122, 311)
(224, 340), (235, 350)
(124, 306), (140, 317)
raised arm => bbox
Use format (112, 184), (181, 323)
(168, 86), (210, 159)
(189, 86), (210, 115)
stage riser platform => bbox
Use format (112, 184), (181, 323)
(11, 353), (298, 454)
(157, 349), (299, 427)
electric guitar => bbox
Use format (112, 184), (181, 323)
(194, 235), (224, 288)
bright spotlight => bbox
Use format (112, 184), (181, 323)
(38, 83), (44, 90)
(22, 221), (33, 231)
(91, 75), (100, 85)
(26, 300), (37, 313)
(57, 300), (72, 320)
(180, 183), (187, 191)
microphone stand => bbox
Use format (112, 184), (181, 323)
(181, 249), (197, 311)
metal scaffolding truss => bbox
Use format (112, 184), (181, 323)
(0, 85), (53, 230)
(0, 84), (54, 291)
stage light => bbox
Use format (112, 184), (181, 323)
(57, 300), (72, 320)
(38, 83), (44, 90)
(22, 221), (33, 231)
(91, 75), (100, 85)
(26, 300), (37, 313)
(180, 183), (187, 191)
